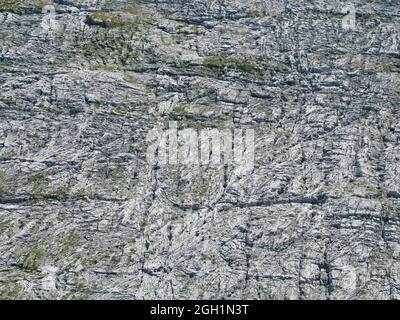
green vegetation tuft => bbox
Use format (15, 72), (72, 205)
(34, 0), (52, 10)
(110, 255), (121, 265)
(176, 272), (191, 281)
(121, 5), (140, 15)
(0, 0), (22, 13)
(0, 170), (17, 198)
(172, 105), (188, 117)
(356, 12), (394, 22)
(0, 281), (22, 300)
(0, 171), (6, 196)
(22, 246), (43, 270)
(60, 231), (81, 254)
(28, 171), (49, 202)
(376, 61), (399, 73)
(375, 188), (388, 199)
(88, 11), (127, 28)
(49, 185), (71, 200)
(0, 0), (55, 14)
(87, 6), (144, 29)
(124, 73), (137, 83)
(81, 33), (140, 68)
(203, 54), (266, 79)
(28, 172), (72, 202)
(139, 220), (148, 230)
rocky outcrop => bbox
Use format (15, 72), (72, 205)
(0, 0), (399, 300)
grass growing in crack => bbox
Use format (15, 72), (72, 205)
(375, 188), (388, 200)
(123, 73), (138, 83)
(0, 170), (17, 197)
(60, 231), (81, 255)
(34, 0), (53, 10)
(162, 212), (181, 224)
(28, 172), (72, 202)
(0, 0), (55, 14)
(171, 105), (188, 117)
(200, 253), (216, 264)
(110, 255), (121, 265)
(22, 246), (43, 270)
(376, 61), (399, 73)
(88, 12), (127, 29)
(0, 0), (22, 13)
(0, 171), (6, 197)
(87, 6), (145, 29)
(28, 172), (49, 202)
(121, 5), (141, 15)
(0, 281), (22, 299)
(49, 185), (72, 201)
(203, 54), (267, 79)
(81, 32), (140, 68)
(356, 12), (396, 22)
(139, 220), (148, 230)
(176, 272), (191, 281)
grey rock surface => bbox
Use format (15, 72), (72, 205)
(0, 0), (399, 300)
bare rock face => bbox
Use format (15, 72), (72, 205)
(0, 0), (399, 300)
